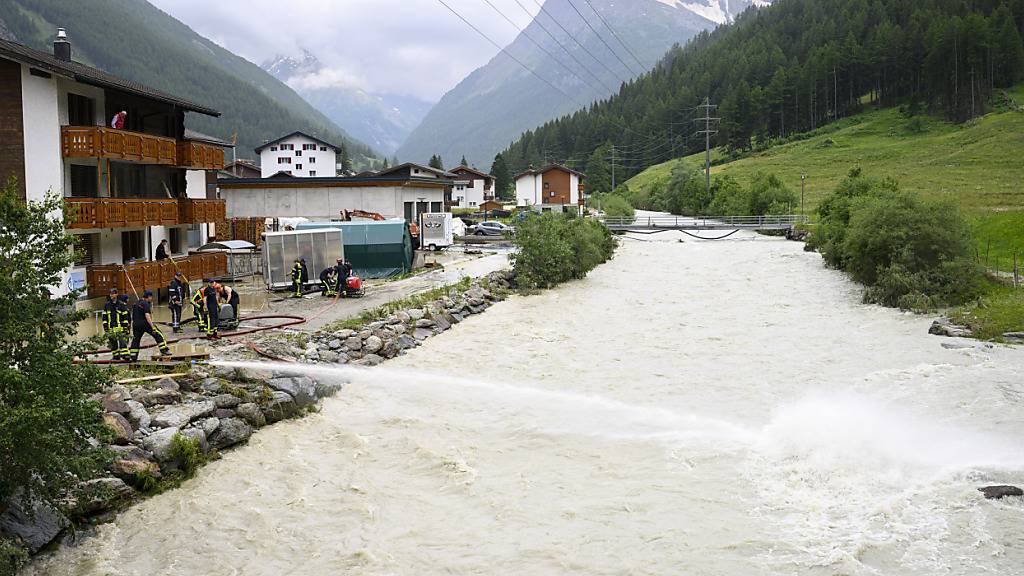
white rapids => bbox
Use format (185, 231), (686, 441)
(27, 229), (1024, 575)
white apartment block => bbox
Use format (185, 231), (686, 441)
(255, 131), (339, 178)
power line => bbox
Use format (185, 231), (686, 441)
(529, 0), (631, 86)
(565, 0), (640, 78)
(581, 0), (647, 71)
(694, 97), (720, 195)
(482, 0), (611, 98)
(435, 0), (585, 108)
(509, 0), (616, 94)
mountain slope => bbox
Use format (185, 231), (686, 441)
(397, 0), (767, 168)
(0, 0), (377, 162)
(261, 51), (431, 156)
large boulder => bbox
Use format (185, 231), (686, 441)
(151, 401), (215, 429)
(96, 389), (130, 414)
(413, 328), (433, 341)
(263, 391), (298, 423)
(69, 478), (133, 517)
(108, 445), (160, 480)
(356, 354), (383, 367)
(132, 387), (181, 407)
(327, 339), (343, 350)
(396, 335), (417, 351)
(0, 495), (69, 553)
(235, 403), (266, 428)
(102, 412), (133, 445)
(363, 335), (383, 354)
(212, 394), (242, 409)
(142, 427), (181, 462)
(929, 318), (973, 338)
(344, 336), (362, 352)
(123, 400), (151, 429)
(208, 418), (253, 450)
(406, 308), (425, 321)
(979, 485), (1023, 500)
(267, 377), (316, 408)
(180, 427), (208, 454)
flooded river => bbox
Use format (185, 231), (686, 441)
(31, 231), (1024, 575)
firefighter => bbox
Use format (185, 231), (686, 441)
(115, 294), (131, 360)
(168, 271), (187, 332)
(190, 282), (208, 333)
(336, 259), (353, 296)
(290, 258), (308, 297)
(319, 266), (336, 297)
(128, 290), (171, 360)
(204, 279), (221, 337)
(102, 288), (122, 359)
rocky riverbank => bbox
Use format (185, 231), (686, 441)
(1, 270), (516, 571)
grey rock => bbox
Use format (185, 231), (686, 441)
(386, 315), (402, 325)
(208, 418), (252, 450)
(413, 328), (433, 341)
(333, 328), (356, 339)
(199, 377), (223, 394)
(155, 377), (180, 392)
(0, 494), (70, 552)
(395, 310), (411, 323)
(358, 329), (373, 340)
(357, 354), (384, 367)
(328, 339), (343, 350)
(396, 335), (417, 350)
(407, 308), (425, 321)
(363, 335), (383, 354)
(212, 394), (242, 409)
(124, 400), (151, 429)
(380, 340), (399, 359)
(264, 391), (297, 423)
(71, 478), (133, 516)
(267, 377), (317, 408)
(468, 304), (485, 314)
(235, 403), (266, 428)
(391, 324), (407, 335)
(102, 412), (133, 445)
(97, 390), (130, 414)
(132, 387), (181, 407)
(142, 427), (180, 462)
(108, 445), (160, 479)
(414, 318), (435, 328)
(314, 380), (343, 399)
(434, 314), (452, 332)
(979, 485), (1023, 499)
(320, 349), (340, 363)
(151, 401), (215, 429)
(451, 313), (464, 322)
(213, 408), (236, 419)
(199, 417), (220, 436)
(929, 318), (973, 338)
(180, 427), (208, 453)
(344, 336), (362, 351)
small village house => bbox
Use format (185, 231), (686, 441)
(448, 165), (494, 209)
(0, 30), (228, 298)
(514, 164), (585, 214)
(255, 131), (340, 178)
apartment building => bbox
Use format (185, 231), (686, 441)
(255, 131), (339, 178)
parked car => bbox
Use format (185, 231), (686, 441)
(470, 221), (512, 236)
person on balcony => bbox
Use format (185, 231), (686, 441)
(190, 284), (208, 333)
(155, 239), (169, 261)
(168, 271), (187, 332)
(128, 290), (171, 360)
(110, 110), (127, 129)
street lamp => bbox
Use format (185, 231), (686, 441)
(800, 174), (806, 220)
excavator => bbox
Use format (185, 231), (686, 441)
(341, 209), (419, 238)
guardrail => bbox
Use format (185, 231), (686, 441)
(600, 215), (811, 230)
(61, 126), (225, 169)
(85, 253), (227, 297)
(65, 197), (226, 229)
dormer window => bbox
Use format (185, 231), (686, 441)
(270, 146), (278, 152)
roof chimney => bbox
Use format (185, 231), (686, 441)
(53, 28), (71, 61)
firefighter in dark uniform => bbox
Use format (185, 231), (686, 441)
(204, 279), (220, 337)
(115, 294), (131, 360)
(190, 282), (208, 333)
(128, 290), (171, 360)
(291, 258), (308, 297)
(102, 288), (125, 359)
(168, 271), (187, 332)
(319, 266), (336, 297)
(336, 258), (353, 296)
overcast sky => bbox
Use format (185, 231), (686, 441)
(149, 0), (541, 102)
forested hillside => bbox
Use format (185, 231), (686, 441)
(0, 0), (377, 163)
(496, 0), (1024, 192)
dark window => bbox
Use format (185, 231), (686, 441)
(309, 171), (316, 176)
(69, 164), (98, 197)
(121, 230), (145, 262)
(67, 93), (95, 126)
(430, 201), (442, 212)
(296, 164), (303, 170)
(404, 202), (414, 221)
(296, 150), (302, 157)
(303, 143), (316, 150)
(72, 233), (99, 266)
(277, 157), (291, 164)
(309, 157), (316, 164)
(270, 146), (278, 152)
(319, 146), (327, 151)
(169, 228), (184, 254)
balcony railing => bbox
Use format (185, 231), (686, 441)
(65, 197), (226, 229)
(177, 141), (226, 170)
(61, 126), (225, 170)
(84, 253), (228, 298)
(62, 126), (177, 165)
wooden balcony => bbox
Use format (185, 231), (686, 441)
(65, 197), (226, 229)
(179, 198), (226, 224)
(62, 126), (177, 165)
(84, 253), (228, 298)
(177, 141), (226, 170)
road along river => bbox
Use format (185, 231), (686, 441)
(29, 230), (1024, 575)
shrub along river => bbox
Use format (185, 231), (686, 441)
(28, 230), (1024, 575)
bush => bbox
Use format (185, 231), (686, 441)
(0, 180), (108, 512)
(511, 213), (617, 289)
(168, 433), (203, 477)
(808, 169), (981, 309)
(598, 194), (635, 220)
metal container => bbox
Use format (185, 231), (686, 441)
(419, 212), (454, 251)
(261, 228), (344, 290)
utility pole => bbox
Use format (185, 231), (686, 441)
(800, 174), (806, 219)
(694, 97), (719, 196)
(610, 143), (616, 191)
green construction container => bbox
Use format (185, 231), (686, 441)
(295, 220), (413, 278)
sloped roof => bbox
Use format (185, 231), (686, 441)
(450, 165), (493, 180)
(184, 129), (232, 147)
(514, 164), (585, 180)
(375, 162), (456, 179)
(0, 37), (220, 116)
(254, 131), (341, 153)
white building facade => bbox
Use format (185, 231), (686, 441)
(1, 32), (227, 298)
(514, 164), (584, 213)
(449, 166), (494, 209)
(255, 131), (339, 178)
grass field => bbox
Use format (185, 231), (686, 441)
(625, 93), (1024, 271)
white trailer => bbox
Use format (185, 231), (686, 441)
(419, 212), (454, 251)
(262, 228), (344, 290)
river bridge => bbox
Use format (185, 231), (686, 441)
(601, 215), (809, 233)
